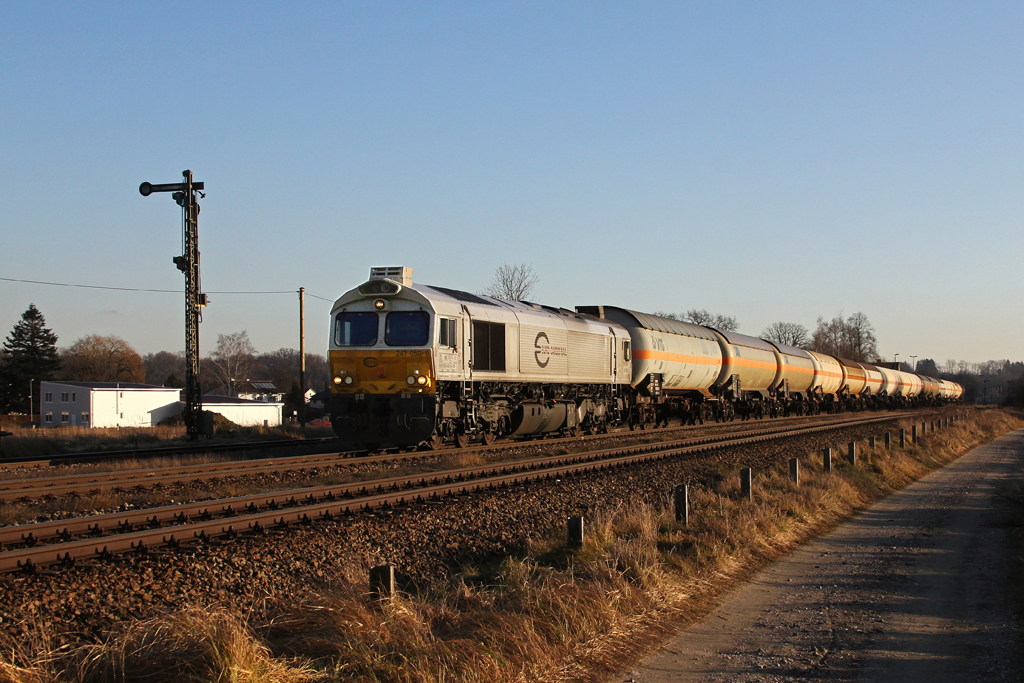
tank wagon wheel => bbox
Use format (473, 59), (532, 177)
(426, 434), (444, 451)
(482, 432), (497, 446)
(455, 433), (470, 448)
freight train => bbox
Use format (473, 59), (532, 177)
(326, 267), (962, 450)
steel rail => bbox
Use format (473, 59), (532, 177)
(0, 410), (914, 498)
(0, 412), (914, 573)
(0, 412), (904, 547)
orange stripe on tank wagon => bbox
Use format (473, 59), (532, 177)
(632, 349), (721, 365)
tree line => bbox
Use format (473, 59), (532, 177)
(0, 305), (326, 414)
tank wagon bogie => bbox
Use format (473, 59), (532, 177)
(326, 267), (962, 450)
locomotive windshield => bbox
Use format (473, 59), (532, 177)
(385, 311), (429, 346)
(335, 312), (378, 346)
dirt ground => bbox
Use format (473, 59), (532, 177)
(619, 428), (1024, 683)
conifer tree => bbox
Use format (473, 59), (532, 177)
(0, 305), (61, 414)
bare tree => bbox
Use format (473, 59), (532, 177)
(683, 309), (739, 332)
(206, 331), (257, 396)
(481, 263), (539, 301)
(61, 335), (146, 383)
(810, 312), (879, 362)
(761, 322), (810, 348)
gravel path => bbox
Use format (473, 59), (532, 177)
(622, 428), (1024, 683)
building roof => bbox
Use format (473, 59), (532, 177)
(240, 380), (278, 392)
(43, 381), (179, 391)
(200, 394), (284, 405)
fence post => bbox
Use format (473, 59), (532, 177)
(370, 564), (395, 599)
(674, 484), (689, 525)
(900, 428), (906, 448)
(884, 431), (891, 449)
(869, 436), (876, 449)
(848, 441), (857, 465)
(912, 425), (918, 444)
(823, 447), (832, 472)
(567, 516), (585, 546)
(789, 457), (800, 485)
(740, 468), (752, 501)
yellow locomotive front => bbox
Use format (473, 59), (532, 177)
(326, 267), (439, 449)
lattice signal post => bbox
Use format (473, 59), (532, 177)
(140, 170), (208, 439)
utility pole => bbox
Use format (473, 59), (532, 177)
(29, 379), (33, 425)
(140, 170), (207, 440)
(299, 287), (306, 426)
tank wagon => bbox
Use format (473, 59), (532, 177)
(326, 268), (962, 449)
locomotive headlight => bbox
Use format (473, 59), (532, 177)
(333, 376), (343, 385)
(374, 299), (386, 310)
(416, 375), (427, 385)
(344, 376), (354, 385)
(407, 375), (416, 385)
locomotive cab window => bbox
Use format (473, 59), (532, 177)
(438, 317), (458, 348)
(335, 312), (379, 346)
(623, 340), (631, 361)
(386, 311), (430, 346)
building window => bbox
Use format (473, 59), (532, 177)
(45, 413), (52, 423)
(44, 392), (52, 403)
(81, 413), (89, 424)
(72, 392), (76, 402)
(61, 392), (69, 403)
(61, 413), (69, 423)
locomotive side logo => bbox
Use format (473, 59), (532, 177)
(534, 332), (567, 368)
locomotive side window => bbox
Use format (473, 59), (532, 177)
(438, 317), (457, 348)
(335, 312), (379, 346)
(386, 311), (430, 346)
(472, 321), (506, 371)
(623, 340), (631, 361)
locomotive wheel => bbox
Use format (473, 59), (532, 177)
(482, 432), (497, 446)
(456, 433), (470, 448)
(426, 434), (444, 451)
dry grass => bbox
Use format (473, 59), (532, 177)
(0, 424), (336, 460)
(2, 409), (1019, 683)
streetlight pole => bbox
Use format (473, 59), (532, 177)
(894, 354), (899, 370)
(299, 287), (306, 427)
(29, 379), (33, 425)
(910, 355), (917, 373)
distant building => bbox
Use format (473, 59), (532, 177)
(39, 381), (182, 428)
(39, 381), (285, 429)
(236, 381), (285, 403)
(201, 395), (283, 427)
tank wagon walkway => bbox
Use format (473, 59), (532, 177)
(620, 429), (1024, 683)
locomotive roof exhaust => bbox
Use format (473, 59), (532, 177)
(370, 266), (413, 287)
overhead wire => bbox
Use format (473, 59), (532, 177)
(0, 277), (335, 302)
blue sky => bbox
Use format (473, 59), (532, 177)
(1, 2), (1021, 364)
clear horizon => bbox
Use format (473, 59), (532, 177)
(2, 3), (1022, 365)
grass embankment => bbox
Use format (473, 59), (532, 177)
(1, 408), (1020, 683)
(0, 423), (336, 460)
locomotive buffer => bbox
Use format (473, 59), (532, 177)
(139, 170), (210, 440)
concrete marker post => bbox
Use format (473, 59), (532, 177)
(823, 447), (832, 472)
(884, 431), (891, 449)
(869, 436), (876, 449)
(789, 457), (799, 486)
(370, 564), (395, 599)
(900, 428), (906, 448)
(740, 468), (752, 501)
(567, 516), (585, 547)
(848, 441), (857, 465)
(674, 484), (689, 526)
(912, 425), (918, 444)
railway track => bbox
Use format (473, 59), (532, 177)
(0, 410), (921, 499)
(0, 411), (925, 574)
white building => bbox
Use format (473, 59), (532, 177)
(39, 382), (285, 429)
(201, 395), (283, 427)
(40, 382), (182, 428)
